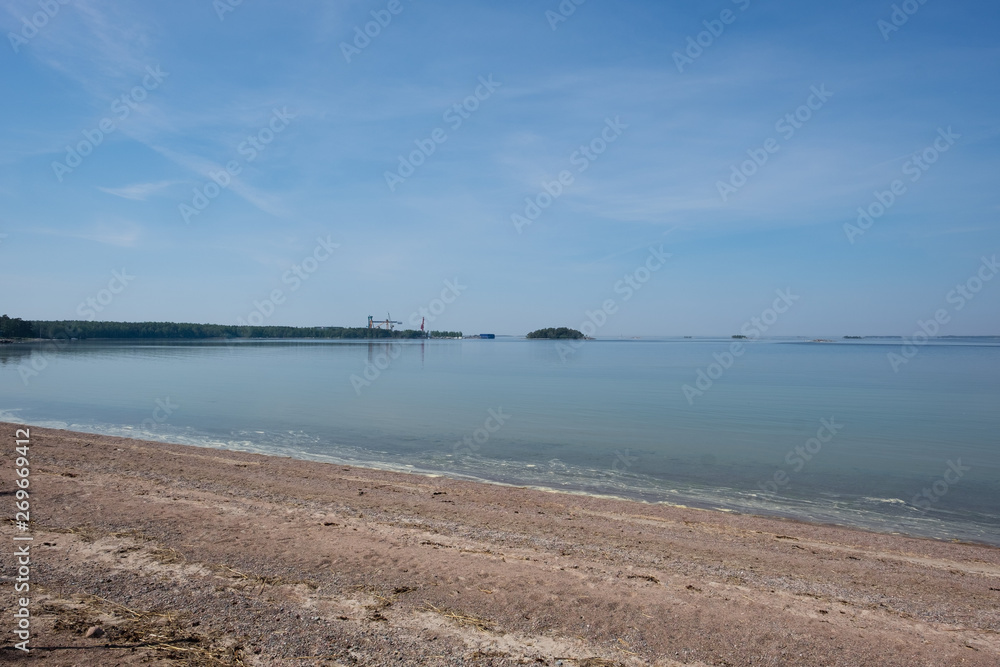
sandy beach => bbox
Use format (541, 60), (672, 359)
(2, 422), (998, 666)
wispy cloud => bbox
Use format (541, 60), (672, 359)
(22, 0), (154, 98)
(98, 180), (178, 201)
(149, 144), (290, 219)
(34, 220), (142, 248)
(2, 1), (997, 333)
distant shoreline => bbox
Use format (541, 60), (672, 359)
(5, 334), (999, 342)
(0, 318), (462, 341)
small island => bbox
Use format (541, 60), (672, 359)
(526, 327), (585, 340)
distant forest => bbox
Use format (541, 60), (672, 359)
(0, 316), (461, 341)
(0, 315), (34, 338)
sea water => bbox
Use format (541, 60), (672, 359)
(2, 337), (998, 545)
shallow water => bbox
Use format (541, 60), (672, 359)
(3, 336), (998, 545)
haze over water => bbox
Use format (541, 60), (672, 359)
(3, 336), (998, 546)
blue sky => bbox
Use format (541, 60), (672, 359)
(1, 0), (998, 336)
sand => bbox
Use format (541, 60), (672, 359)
(1, 421), (998, 666)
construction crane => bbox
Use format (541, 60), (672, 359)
(368, 313), (403, 331)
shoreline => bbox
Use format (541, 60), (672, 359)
(4, 415), (996, 550)
(2, 421), (999, 665)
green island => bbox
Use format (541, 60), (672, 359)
(0, 316), (460, 341)
(526, 327), (585, 340)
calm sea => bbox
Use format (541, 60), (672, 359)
(3, 337), (998, 545)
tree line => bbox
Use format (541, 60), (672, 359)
(0, 315), (34, 339)
(1, 317), (462, 341)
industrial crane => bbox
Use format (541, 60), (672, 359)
(368, 313), (403, 331)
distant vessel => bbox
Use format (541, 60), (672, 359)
(478, 334), (495, 339)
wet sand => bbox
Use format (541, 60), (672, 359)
(2, 421), (999, 666)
